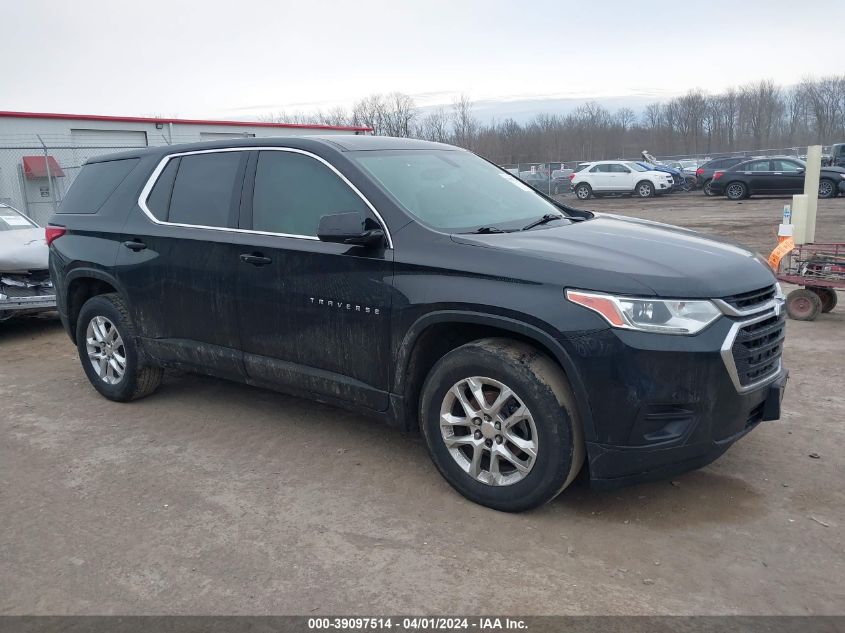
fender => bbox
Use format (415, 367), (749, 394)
(61, 266), (133, 337)
(395, 310), (597, 442)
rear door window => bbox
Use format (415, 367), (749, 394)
(168, 152), (245, 227)
(745, 160), (771, 172)
(145, 158), (180, 221)
(57, 158), (140, 214)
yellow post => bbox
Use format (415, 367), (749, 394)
(804, 145), (822, 243)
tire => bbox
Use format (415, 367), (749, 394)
(635, 181), (655, 198)
(808, 287), (837, 313)
(574, 183), (592, 200)
(419, 338), (585, 512)
(702, 179), (715, 196)
(785, 288), (822, 321)
(725, 181), (748, 201)
(75, 293), (163, 402)
(818, 178), (836, 199)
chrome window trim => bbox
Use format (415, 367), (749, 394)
(136, 146), (394, 248)
(720, 308), (784, 393)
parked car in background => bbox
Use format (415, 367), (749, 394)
(709, 157), (845, 200)
(695, 156), (749, 196)
(47, 135), (787, 512)
(570, 160), (673, 199)
(0, 203), (56, 321)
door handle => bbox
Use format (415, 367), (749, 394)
(123, 240), (147, 252)
(240, 253), (272, 266)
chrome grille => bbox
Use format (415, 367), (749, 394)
(721, 285), (776, 312)
(731, 312), (785, 387)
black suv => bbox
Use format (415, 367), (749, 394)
(695, 156), (748, 195)
(48, 136), (788, 512)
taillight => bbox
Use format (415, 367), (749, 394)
(45, 225), (66, 246)
(569, 173), (576, 181)
(713, 171), (724, 181)
(696, 168), (704, 176)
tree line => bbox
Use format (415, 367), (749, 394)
(263, 75), (845, 164)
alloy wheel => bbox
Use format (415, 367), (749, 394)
(727, 183), (745, 199)
(85, 316), (127, 385)
(439, 376), (538, 486)
(819, 180), (834, 198)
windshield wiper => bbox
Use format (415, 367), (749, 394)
(468, 226), (508, 234)
(521, 213), (565, 231)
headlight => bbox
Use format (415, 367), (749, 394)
(566, 290), (721, 335)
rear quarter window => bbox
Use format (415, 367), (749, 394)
(57, 158), (140, 214)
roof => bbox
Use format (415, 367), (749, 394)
(85, 135), (460, 164)
(22, 155), (65, 179)
(0, 110), (372, 133)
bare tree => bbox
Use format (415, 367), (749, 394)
(452, 94), (478, 150)
(418, 107), (451, 143)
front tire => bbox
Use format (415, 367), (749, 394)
(785, 288), (822, 321)
(574, 183), (592, 200)
(818, 178), (836, 199)
(725, 181), (748, 200)
(636, 181), (655, 198)
(419, 339), (584, 512)
(76, 293), (163, 402)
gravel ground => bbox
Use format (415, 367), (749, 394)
(1, 193), (843, 615)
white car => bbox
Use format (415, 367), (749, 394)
(0, 204), (56, 321)
(570, 160), (674, 199)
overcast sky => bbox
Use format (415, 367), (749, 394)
(1, 0), (839, 120)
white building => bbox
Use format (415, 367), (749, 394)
(0, 110), (371, 224)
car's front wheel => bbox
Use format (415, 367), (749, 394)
(818, 178), (837, 199)
(636, 181), (655, 198)
(725, 182), (748, 200)
(76, 293), (163, 402)
(574, 183), (592, 200)
(419, 338), (584, 512)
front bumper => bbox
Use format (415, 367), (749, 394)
(560, 305), (787, 489)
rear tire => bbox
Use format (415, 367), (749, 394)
(702, 179), (715, 196)
(786, 288), (822, 321)
(574, 183), (592, 200)
(809, 287), (837, 313)
(725, 181), (748, 200)
(419, 338), (584, 512)
(76, 293), (163, 402)
(635, 181), (655, 198)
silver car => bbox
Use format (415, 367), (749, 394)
(0, 204), (56, 321)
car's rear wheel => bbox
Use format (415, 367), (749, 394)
(419, 338), (584, 512)
(785, 288), (822, 321)
(726, 182), (747, 200)
(702, 179), (715, 196)
(76, 293), (163, 402)
(574, 183), (592, 200)
(636, 181), (655, 198)
(809, 287), (837, 313)
(818, 178), (836, 199)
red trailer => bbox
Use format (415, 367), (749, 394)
(776, 243), (844, 320)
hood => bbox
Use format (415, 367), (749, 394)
(0, 228), (49, 272)
(451, 214), (776, 298)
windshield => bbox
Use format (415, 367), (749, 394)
(628, 162), (648, 172)
(0, 206), (38, 232)
(352, 150), (565, 232)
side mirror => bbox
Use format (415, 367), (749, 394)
(317, 212), (385, 247)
